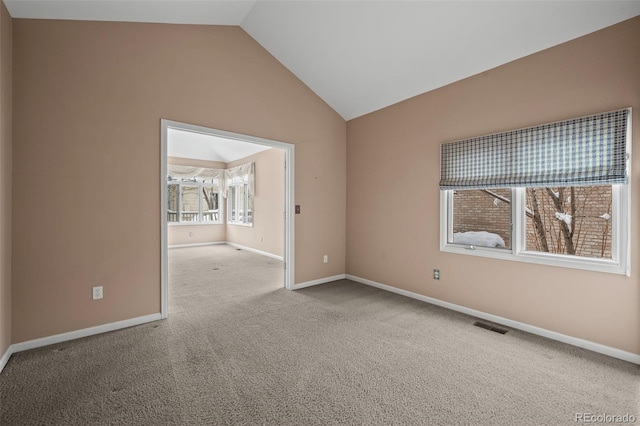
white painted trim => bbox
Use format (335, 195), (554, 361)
(0, 344), (14, 374)
(168, 241), (226, 249)
(225, 242), (284, 261)
(161, 121), (169, 319)
(161, 119), (296, 316)
(11, 313), (162, 354)
(284, 145), (295, 290)
(346, 274), (640, 365)
(293, 274), (346, 290)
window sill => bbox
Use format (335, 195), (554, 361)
(168, 222), (223, 227)
(227, 222), (254, 228)
(441, 244), (628, 276)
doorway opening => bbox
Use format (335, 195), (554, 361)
(160, 119), (295, 318)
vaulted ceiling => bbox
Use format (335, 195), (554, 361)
(5, 1), (640, 120)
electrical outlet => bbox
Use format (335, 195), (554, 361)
(433, 269), (440, 280)
(323, 255), (328, 263)
(93, 286), (103, 300)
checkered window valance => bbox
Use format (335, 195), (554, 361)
(439, 109), (630, 190)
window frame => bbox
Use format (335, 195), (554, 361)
(226, 181), (253, 227)
(439, 184), (630, 275)
(200, 184), (221, 223)
(167, 178), (223, 226)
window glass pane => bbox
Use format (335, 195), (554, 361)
(237, 185), (246, 222)
(181, 186), (199, 222)
(247, 186), (253, 225)
(168, 184), (179, 223)
(228, 187), (236, 222)
(201, 186), (219, 223)
(449, 189), (511, 249)
(525, 186), (612, 258)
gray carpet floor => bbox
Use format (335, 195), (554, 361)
(1, 244), (639, 425)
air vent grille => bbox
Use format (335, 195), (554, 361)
(473, 321), (508, 334)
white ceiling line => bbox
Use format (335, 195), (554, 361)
(3, 0), (258, 25)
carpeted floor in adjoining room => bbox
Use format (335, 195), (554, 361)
(1, 244), (639, 425)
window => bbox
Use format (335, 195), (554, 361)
(167, 184), (179, 223)
(227, 182), (253, 225)
(167, 178), (223, 224)
(181, 185), (199, 222)
(201, 184), (219, 223)
(167, 165), (223, 225)
(225, 162), (254, 226)
(524, 186), (613, 258)
(448, 189), (511, 250)
(440, 109), (630, 275)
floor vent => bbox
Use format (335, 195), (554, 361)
(473, 321), (508, 334)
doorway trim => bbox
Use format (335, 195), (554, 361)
(160, 119), (295, 319)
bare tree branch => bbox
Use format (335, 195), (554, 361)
(545, 187), (575, 254)
(529, 188), (549, 252)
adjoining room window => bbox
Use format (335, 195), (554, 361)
(224, 162), (254, 226)
(167, 165), (223, 225)
(167, 184), (179, 223)
(440, 109), (631, 275)
(180, 185), (199, 222)
(201, 183), (219, 223)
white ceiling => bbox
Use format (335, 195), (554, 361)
(5, 1), (640, 120)
(242, 1), (640, 119)
(167, 128), (271, 163)
(4, 0), (258, 25)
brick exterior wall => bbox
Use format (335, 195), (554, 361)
(453, 187), (612, 258)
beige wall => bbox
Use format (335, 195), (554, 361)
(0, 2), (12, 357)
(347, 17), (640, 355)
(226, 148), (285, 257)
(167, 156), (226, 245)
(12, 20), (346, 343)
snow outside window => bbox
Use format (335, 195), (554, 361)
(448, 189), (511, 250)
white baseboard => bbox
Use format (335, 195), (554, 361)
(168, 241), (283, 262)
(293, 274), (347, 290)
(11, 313), (162, 354)
(0, 343), (13, 374)
(168, 241), (225, 249)
(225, 242), (284, 261)
(346, 274), (640, 365)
